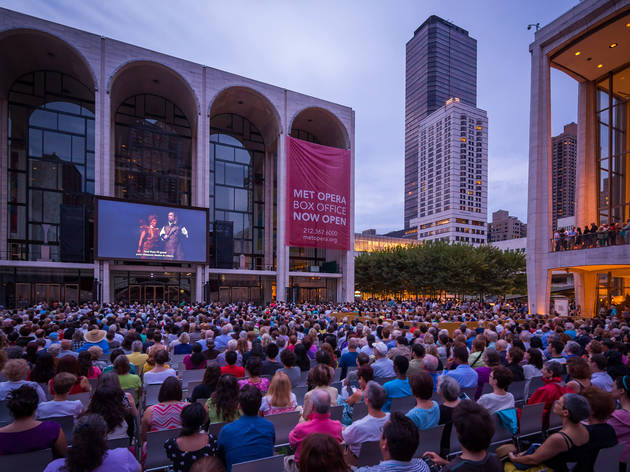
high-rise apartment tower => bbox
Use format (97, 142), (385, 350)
(551, 122), (577, 229)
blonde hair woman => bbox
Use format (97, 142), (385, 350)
(260, 371), (298, 416)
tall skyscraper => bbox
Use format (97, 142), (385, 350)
(551, 122), (577, 229)
(488, 209), (527, 242)
(410, 98), (488, 246)
(405, 16), (477, 230)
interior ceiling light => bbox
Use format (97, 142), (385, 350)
(574, 51), (581, 56)
(609, 43), (618, 48)
(597, 64), (603, 68)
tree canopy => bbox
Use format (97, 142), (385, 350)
(354, 241), (526, 298)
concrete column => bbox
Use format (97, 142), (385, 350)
(574, 270), (597, 318)
(194, 67), (209, 208)
(195, 265), (204, 302)
(263, 147), (275, 270)
(0, 97), (8, 258)
(276, 125), (288, 301)
(575, 81), (598, 228)
(343, 109), (356, 302)
(526, 45), (552, 315)
(101, 260), (111, 303)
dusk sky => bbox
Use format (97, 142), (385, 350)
(1, 0), (582, 233)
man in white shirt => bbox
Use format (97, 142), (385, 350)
(37, 372), (84, 419)
(589, 353), (614, 392)
(342, 381), (390, 462)
(477, 365), (515, 414)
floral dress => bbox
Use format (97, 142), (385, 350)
(164, 433), (218, 472)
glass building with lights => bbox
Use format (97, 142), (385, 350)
(527, 0), (630, 316)
(0, 8), (355, 307)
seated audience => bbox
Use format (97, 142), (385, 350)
(345, 365), (375, 405)
(526, 360), (571, 428)
(406, 371), (439, 430)
(278, 348), (301, 386)
(220, 351), (245, 378)
(205, 374), (241, 424)
(423, 400), (502, 471)
(342, 381), (389, 465)
(0, 384), (67, 457)
(183, 343), (207, 370)
(0, 358), (47, 402)
(566, 357), (592, 393)
(29, 352), (56, 384)
(382, 355), (412, 412)
(262, 343), (282, 376)
(437, 376), (461, 457)
(126, 340), (148, 372)
(299, 433), (349, 472)
(507, 394), (591, 470)
(577, 386), (617, 472)
(407, 343), (425, 378)
(372, 342), (395, 379)
(143, 349), (176, 385)
(237, 357), (270, 393)
(477, 365), (514, 414)
(44, 413), (139, 472)
(609, 375), (630, 470)
(78, 350), (102, 380)
(218, 385), (275, 472)
(356, 411), (430, 472)
(50, 355), (90, 395)
(37, 372), (84, 419)
(589, 353), (614, 392)
(474, 348), (500, 399)
(86, 383), (129, 439)
(174, 333), (193, 355)
(190, 362), (221, 403)
(165, 402), (218, 472)
(141, 376), (187, 443)
(303, 364), (339, 419)
(260, 371), (298, 416)
(505, 347), (525, 381)
(523, 348), (543, 379)
(288, 389), (343, 471)
(113, 354), (142, 404)
(443, 345), (478, 388)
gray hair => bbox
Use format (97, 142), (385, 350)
(47, 344), (61, 357)
(310, 388), (331, 414)
(348, 338), (358, 350)
(438, 375), (460, 402)
(566, 341), (581, 356)
(365, 381), (387, 411)
(423, 354), (438, 372)
(544, 360), (563, 378)
(227, 339), (237, 350)
(131, 340), (143, 352)
(222, 324), (232, 335)
(562, 393), (591, 424)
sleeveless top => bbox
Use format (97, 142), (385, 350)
(150, 402), (187, 431)
(545, 431), (589, 472)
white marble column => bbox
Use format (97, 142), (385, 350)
(0, 97), (8, 258)
(276, 126), (288, 301)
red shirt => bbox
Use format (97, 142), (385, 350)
(527, 377), (571, 428)
(221, 365), (245, 378)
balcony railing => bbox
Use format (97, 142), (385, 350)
(551, 229), (630, 252)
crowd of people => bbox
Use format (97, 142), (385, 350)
(0, 298), (630, 471)
(553, 220), (630, 252)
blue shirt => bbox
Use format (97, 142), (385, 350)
(214, 334), (233, 351)
(356, 458), (431, 472)
(339, 351), (358, 379)
(78, 339), (110, 354)
(218, 415), (275, 471)
(406, 402), (440, 431)
(382, 378), (412, 412)
(372, 358), (396, 379)
(443, 364), (478, 388)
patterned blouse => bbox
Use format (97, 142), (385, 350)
(150, 401), (188, 431)
(164, 433), (218, 472)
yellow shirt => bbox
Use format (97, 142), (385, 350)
(127, 352), (148, 368)
(143, 362), (170, 373)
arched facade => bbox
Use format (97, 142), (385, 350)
(0, 8), (355, 307)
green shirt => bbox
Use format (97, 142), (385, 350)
(118, 374), (142, 403)
(205, 400), (242, 424)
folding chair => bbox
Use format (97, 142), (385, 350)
(526, 377), (544, 401)
(267, 411), (301, 445)
(332, 367), (342, 383)
(144, 383), (162, 407)
(0, 448), (52, 470)
(461, 387), (477, 399)
(331, 381), (343, 395)
(292, 386), (308, 406)
(517, 403), (544, 446)
(68, 392), (91, 409)
(106, 436), (130, 449)
(47, 415), (75, 444)
(448, 424), (462, 457)
(414, 424), (445, 457)
(481, 382), (493, 395)
(0, 400), (11, 426)
(297, 370), (309, 387)
(330, 405), (344, 422)
(489, 412), (514, 448)
(547, 410), (563, 433)
(390, 395), (416, 413)
(232, 455), (285, 472)
(352, 402), (368, 422)
(357, 441), (382, 467)
(208, 421), (227, 439)
(431, 391), (442, 403)
(181, 369), (204, 387)
(375, 377), (395, 385)
(594, 443), (623, 471)
(508, 380), (528, 403)
(144, 428), (181, 471)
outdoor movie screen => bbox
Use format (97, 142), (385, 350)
(96, 199), (208, 263)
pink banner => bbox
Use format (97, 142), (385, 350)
(286, 136), (351, 251)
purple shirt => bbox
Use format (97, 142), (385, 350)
(0, 421), (60, 455)
(44, 447), (139, 472)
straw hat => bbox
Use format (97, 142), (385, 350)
(84, 328), (106, 343)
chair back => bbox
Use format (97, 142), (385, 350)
(267, 411), (301, 445)
(144, 428), (181, 471)
(548, 410), (563, 431)
(352, 402), (368, 422)
(0, 400), (11, 426)
(518, 402), (544, 438)
(68, 392), (91, 408)
(181, 369), (204, 386)
(526, 377), (544, 400)
(481, 382), (493, 395)
(414, 424), (445, 457)
(508, 380), (528, 402)
(232, 454), (285, 472)
(390, 395), (416, 413)
(461, 387), (476, 399)
(331, 381), (343, 395)
(292, 386), (308, 406)
(490, 412), (513, 446)
(594, 442), (623, 471)
(374, 377), (395, 385)
(0, 448), (52, 470)
(47, 415), (75, 444)
(357, 440), (382, 467)
(448, 423), (461, 457)
(332, 367), (342, 383)
(208, 421), (227, 438)
(144, 383), (162, 406)
(106, 436), (130, 449)
(330, 405), (344, 422)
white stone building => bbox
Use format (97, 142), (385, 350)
(527, 0), (630, 317)
(0, 8), (355, 306)
(410, 98), (488, 245)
